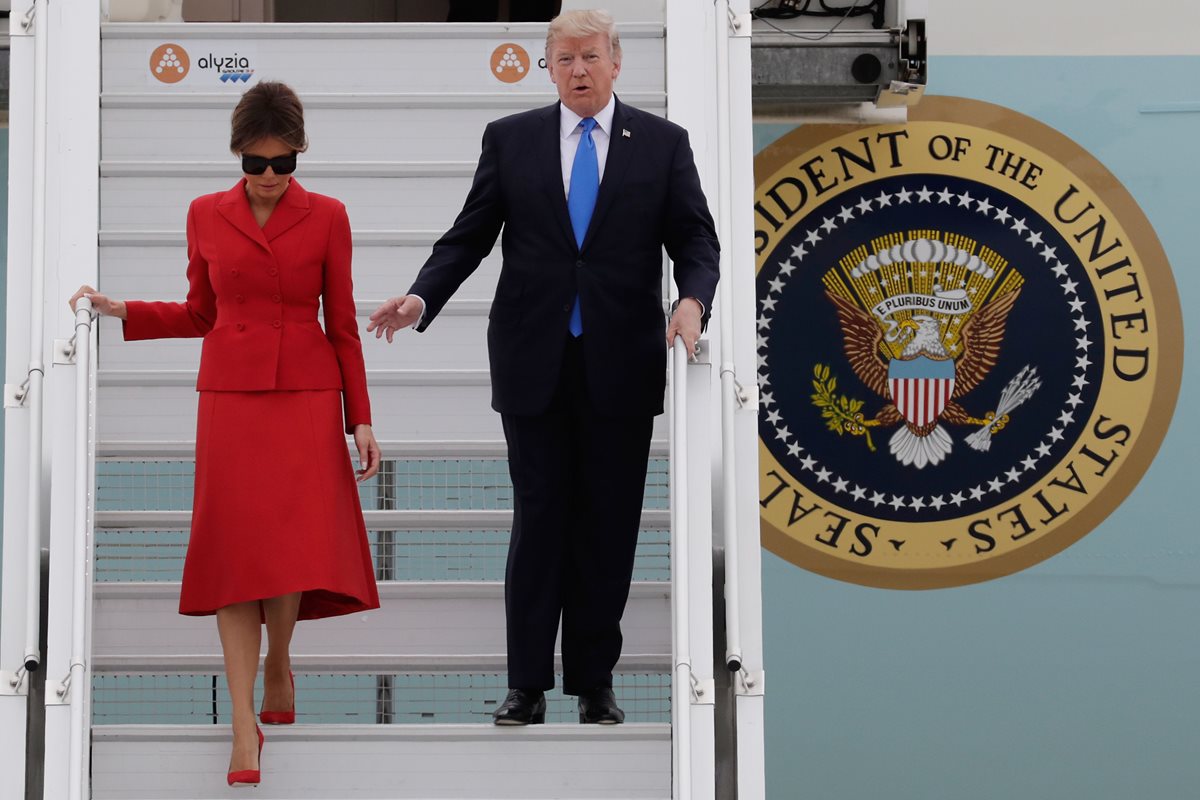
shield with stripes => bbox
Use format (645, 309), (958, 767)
(888, 356), (956, 427)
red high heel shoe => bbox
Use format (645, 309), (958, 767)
(259, 671), (296, 725)
(226, 725), (264, 788)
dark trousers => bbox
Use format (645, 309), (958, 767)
(501, 336), (654, 695)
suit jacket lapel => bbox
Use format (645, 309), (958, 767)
(216, 180), (271, 253)
(262, 179), (311, 242)
(581, 97), (635, 252)
(540, 103), (577, 250)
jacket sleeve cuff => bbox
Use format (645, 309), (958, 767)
(120, 300), (151, 341)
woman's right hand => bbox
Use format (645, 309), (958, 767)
(69, 285), (127, 320)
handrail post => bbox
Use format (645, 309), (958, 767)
(713, 0), (752, 676)
(669, 336), (692, 800)
(21, 0), (52, 679)
(66, 298), (96, 800)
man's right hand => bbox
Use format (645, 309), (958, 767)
(366, 295), (424, 343)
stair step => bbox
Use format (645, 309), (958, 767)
(96, 382), (671, 444)
(91, 723), (671, 799)
(100, 100), (667, 164)
(91, 582), (670, 673)
(103, 173), (478, 230)
(93, 456), (669, 515)
(94, 509), (671, 529)
(94, 440), (670, 459)
(91, 672), (672, 726)
(94, 528), (669, 584)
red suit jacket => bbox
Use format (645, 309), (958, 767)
(123, 179), (371, 433)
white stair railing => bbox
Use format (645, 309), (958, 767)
(713, 0), (748, 675)
(58, 298), (98, 800)
(669, 336), (717, 800)
(669, 336), (693, 800)
(717, 3), (769, 798)
(1, 28), (42, 790)
(12, 0), (51, 683)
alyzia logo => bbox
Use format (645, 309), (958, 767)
(195, 52), (255, 84)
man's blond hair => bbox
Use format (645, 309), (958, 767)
(545, 9), (622, 62)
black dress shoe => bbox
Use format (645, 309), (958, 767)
(578, 687), (624, 724)
(492, 689), (546, 726)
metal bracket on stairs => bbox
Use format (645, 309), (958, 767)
(53, 338), (79, 365)
(0, 668), (30, 696)
(4, 378), (32, 408)
(735, 668), (765, 697)
(45, 671), (75, 706)
(731, 374), (759, 410)
(727, 7), (752, 38)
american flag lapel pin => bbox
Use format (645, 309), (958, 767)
(622, 129), (631, 138)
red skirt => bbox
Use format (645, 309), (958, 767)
(179, 390), (380, 620)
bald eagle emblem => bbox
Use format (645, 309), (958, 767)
(819, 234), (1041, 469)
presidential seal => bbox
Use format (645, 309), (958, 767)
(755, 97), (1182, 589)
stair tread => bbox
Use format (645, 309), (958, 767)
(91, 724), (671, 799)
(90, 580), (671, 673)
(94, 722), (669, 740)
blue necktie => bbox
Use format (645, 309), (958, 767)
(567, 117), (599, 337)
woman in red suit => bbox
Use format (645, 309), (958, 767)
(71, 81), (380, 788)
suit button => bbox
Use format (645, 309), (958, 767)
(231, 269), (239, 278)
(272, 320), (281, 329)
(268, 268), (278, 277)
(236, 323), (245, 331)
(271, 294), (281, 303)
(575, 260), (584, 268)
(235, 294), (245, 303)
(562, 304), (570, 312)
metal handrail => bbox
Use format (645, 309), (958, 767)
(714, 0), (746, 674)
(65, 297), (97, 800)
(14, 0), (52, 680)
(668, 336), (692, 800)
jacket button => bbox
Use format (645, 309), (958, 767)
(575, 260), (584, 268)
(271, 294), (281, 303)
(231, 269), (239, 278)
(272, 320), (281, 329)
(562, 304), (570, 312)
(235, 294), (245, 303)
(236, 323), (245, 331)
(268, 268), (278, 277)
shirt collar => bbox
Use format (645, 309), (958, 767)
(560, 94), (616, 139)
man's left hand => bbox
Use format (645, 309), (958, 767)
(666, 298), (703, 357)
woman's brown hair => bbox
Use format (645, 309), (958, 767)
(229, 81), (309, 155)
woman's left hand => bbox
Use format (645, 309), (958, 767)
(353, 424), (382, 482)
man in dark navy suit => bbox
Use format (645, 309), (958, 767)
(368, 9), (719, 725)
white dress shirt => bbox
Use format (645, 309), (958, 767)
(559, 95), (616, 196)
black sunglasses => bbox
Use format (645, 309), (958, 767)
(241, 153), (298, 176)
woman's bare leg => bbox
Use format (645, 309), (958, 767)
(262, 592), (302, 713)
(216, 601), (263, 773)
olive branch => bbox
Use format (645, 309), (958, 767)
(811, 364), (878, 452)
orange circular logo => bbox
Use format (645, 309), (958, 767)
(490, 43), (530, 84)
(150, 43), (189, 84)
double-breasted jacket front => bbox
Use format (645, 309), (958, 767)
(123, 179), (370, 432)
